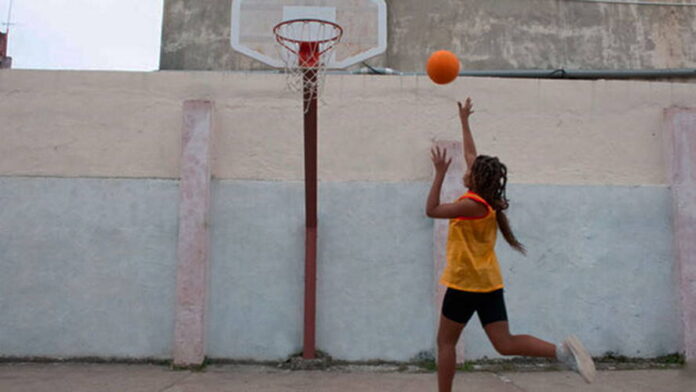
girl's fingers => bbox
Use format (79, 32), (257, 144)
(432, 146), (452, 164)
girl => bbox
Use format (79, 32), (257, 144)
(426, 98), (596, 391)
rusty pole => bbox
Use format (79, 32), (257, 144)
(302, 67), (318, 359)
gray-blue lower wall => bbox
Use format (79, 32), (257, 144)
(0, 177), (180, 359)
(207, 181), (435, 361)
(0, 177), (681, 361)
(466, 184), (680, 359)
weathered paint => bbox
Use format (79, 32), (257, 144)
(0, 177), (178, 358)
(0, 178), (678, 360)
(314, 181), (435, 361)
(0, 68), (686, 362)
(160, 0), (696, 71)
(173, 101), (214, 366)
(206, 181), (305, 360)
(2, 71), (695, 185)
(663, 108), (696, 363)
(387, 0), (696, 72)
(463, 183), (679, 359)
(206, 180), (434, 361)
(204, 180), (676, 360)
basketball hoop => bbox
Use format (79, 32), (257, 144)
(273, 19), (343, 110)
(232, 1), (387, 361)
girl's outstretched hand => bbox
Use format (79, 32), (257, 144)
(431, 146), (452, 175)
(458, 97), (474, 121)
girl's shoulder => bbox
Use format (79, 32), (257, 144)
(458, 191), (492, 210)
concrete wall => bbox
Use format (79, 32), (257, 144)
(207, 181), (434, 361)
(388, 0), (696, 72)
(0, 177), (179, 358)
(3, 70), (695, 184)
(160, 0), (696, 72)
(0, 70), (692, 361)
(467, 184), (679, 359)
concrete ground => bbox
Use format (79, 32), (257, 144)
(0, 363), (694, 392)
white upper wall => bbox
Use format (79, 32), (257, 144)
(1, 70), (694, 185)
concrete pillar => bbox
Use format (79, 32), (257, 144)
(433, 140), (467, 361)
(0, 31), (10, 69)
(664, 108), (696, 364)
(173, 100), (214, 367)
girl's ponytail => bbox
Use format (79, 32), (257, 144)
(471, 156), (525, 254)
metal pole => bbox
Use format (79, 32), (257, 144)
(302, 67), (318, 359)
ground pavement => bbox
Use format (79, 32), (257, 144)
(0, 362), (694, 392)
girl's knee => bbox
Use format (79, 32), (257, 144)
(491, 337), (514, 356)
(494, 344), (514, 356)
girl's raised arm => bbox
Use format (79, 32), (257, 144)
(458, 98), (477, 169)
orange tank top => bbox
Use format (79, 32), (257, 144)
(440, 191), (503, 292)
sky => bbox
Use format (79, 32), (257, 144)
(0, 0), (164, 71)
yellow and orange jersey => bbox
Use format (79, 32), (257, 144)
(440, 191), (503, 293)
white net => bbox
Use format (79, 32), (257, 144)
(274, 19), (342, 112)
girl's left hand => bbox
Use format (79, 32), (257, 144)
(431, 146), (452, 175)
(458, 97), (474, 121)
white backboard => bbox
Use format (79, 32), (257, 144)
(230, 0), (387, 69)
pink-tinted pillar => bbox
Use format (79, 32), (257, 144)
(173, 100), (214, 367)
(0, 31), (11, 69)
(664, 108), (696, 364)
(433, 140), (467, 362)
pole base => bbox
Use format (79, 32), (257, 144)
(280, 351), (332, 370)
(0, 57), (12, 69)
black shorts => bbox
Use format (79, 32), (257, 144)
(441, 287), (508, 326)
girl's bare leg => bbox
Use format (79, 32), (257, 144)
(483, 321), (555, 357)
(437, 315), (465, 392)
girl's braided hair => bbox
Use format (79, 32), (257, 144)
(471, 155), (526, 254)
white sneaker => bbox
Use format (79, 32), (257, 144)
(563, 335), (596, 383)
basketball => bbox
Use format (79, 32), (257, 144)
(426, 50), (460, 85)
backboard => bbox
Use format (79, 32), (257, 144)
(230, 0), (387, 69)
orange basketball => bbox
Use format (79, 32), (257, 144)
(426, 50), (460, 85)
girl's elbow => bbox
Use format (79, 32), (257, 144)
(425, 208), (439, 218)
